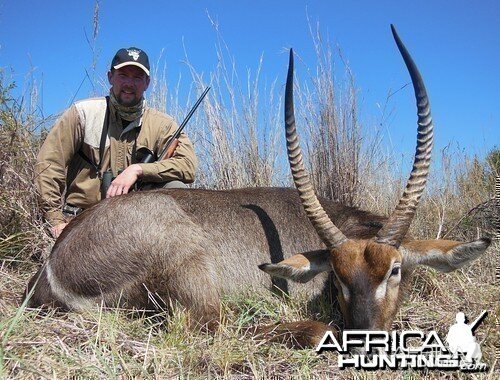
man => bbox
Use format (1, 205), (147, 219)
(36, 47), (198, 238)
(446, 312), (482, 363)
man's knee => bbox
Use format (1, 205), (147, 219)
(141, 180), (189, 190)
(162, 180), (188, 189)
(147, 180), (188, 189)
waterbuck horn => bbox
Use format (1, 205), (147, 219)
(376, 25), (434, 248)
(285, 49), (348, 249)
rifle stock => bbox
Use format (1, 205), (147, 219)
(137, 86), (210, 165)
(163, 138), (179, 160)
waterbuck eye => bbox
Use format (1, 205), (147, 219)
(390, 266), (401, 277)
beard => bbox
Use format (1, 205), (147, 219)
(109, 89), (145, 122)
(115, 89), (141, 107)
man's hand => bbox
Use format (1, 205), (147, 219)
(106, 164), (143, 198)
(50, 223), (68, 239)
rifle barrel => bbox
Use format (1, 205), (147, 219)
(176, 86), (211, 137)
(470, 310), (488, 332)
(158, 86), (211, 160)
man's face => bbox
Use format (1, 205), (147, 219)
(108, 66), (150, 106)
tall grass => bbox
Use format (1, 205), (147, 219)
(295, 24), (362, 207)
(1, 19), (498, 379)
(0, 70), (51, 264)
(180, 16), (284, 189)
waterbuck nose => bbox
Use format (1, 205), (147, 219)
(347, 305), (376, 330)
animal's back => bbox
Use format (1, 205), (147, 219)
(30, 187), (384, 312)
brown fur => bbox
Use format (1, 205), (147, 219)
(24, 188), (385, 324)
(24, 187), (490, 346)
(262, 235), (490, 334)
(401, 239), (462, 253)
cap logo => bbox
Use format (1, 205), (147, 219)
(127, 49), (140, 61)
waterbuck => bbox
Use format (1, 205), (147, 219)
(25, 26), (490, 345)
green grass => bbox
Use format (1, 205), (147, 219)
(1, 246), (498, 379)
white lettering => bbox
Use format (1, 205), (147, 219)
(365, 331), (389, 353)
(338, 354), (359, 368)
(317, 329), (487, 373)
(315, 330), (342, 353)
(342, 331), (367, 352)
(422, 331), (447, 352)
(400, 330), (424, 353)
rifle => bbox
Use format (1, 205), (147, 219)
(469, 310), (488, 333)
(100, 87), (210, 195)
(135, 86), (211, 163)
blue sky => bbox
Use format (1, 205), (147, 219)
(0, 0), (498, 159)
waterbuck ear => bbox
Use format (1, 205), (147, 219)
(258, 250), (331, 283)
(400, 238), (491, 272)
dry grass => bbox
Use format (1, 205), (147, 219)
(1, 23), (499, 379)
(1, 243), (498, 379)
(181, 16), (284, 189)
(295, 23), (364, 207)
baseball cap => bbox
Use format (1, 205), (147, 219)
(111, 47), (150, 76)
